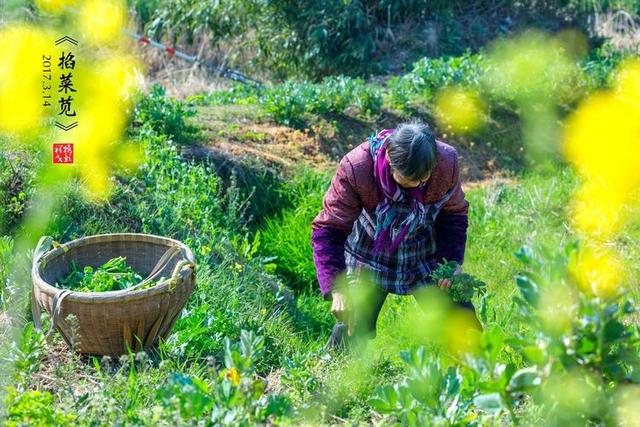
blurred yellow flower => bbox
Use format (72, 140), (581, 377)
(434, 87), (484, 134)
(484, 30), (577, 102)
(67, 54), (142, 200)
(34, 0), (76, 13)
(615, 385), (640, 426)
(563, 92), (640, 196)
(537, 284), (577, 334)
(570, 180), (630, 239)
(78, 0), (125, 45)
(442, 307), (481, 355)
(0, 25), (52, 135)
(541, 370), (600, 420)
(569, 243), (623, 298)
(562, 60), (640, 297)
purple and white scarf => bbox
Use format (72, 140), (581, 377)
(369, 129), (430, 255)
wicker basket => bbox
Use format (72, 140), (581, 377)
(31, 233), (197, 356)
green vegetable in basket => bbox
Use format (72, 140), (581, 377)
(431, 260), (487, 303)
(57, 256), (161, 292)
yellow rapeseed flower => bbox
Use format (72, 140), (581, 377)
(434, 87), (484, 134)
(78, 0), (126, 45)
(0, 25), (52, 135)
(563, 59), (640, 240)
(225, 367), (241, 386)
(570, 181), (628, 239)
(33, 0), (76, 13)
(568, 243), (624, 299)
(442, 308), (481, 356)
(66, 54), (142, 200)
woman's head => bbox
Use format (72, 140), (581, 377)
(385, 121), (437, 188)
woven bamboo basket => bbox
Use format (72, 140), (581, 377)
(31, 233), (197, 356)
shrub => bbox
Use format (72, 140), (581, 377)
(386, 52), (487, 110)
(132, 84), (201, 144)
(261, 76), (383, 126)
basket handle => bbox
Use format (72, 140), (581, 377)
(47, 290), (72, 341)
(128, 245), (181, 292)
(32, 236), (57, 332)
(166, 259), (196, 291)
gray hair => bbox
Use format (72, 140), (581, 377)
(387, 121), (437, 181)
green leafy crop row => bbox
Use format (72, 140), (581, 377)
(187, 76), (383, 127)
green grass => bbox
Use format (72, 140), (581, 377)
(5, 127), (637, 424)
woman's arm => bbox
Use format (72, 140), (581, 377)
(311, 155), (364, 300)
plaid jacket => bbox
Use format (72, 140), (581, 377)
(311, 139), (469, 299)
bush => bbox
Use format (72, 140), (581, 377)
(146, 0), (622, 79)
(132, 84), (201, 144)
(387, 51), (487, 109)
(261, 76), (383, 127)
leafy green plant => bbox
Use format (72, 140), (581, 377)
(132, 84), (201, 144)
(386, 52), (486, 110)
(56, 256), (163, 292)
(431, 260), (487, 303)
(186, 84), (261, 106)
(371, 347), (475, 426)
(4, 389), (74, 426)
(158, 330), (291, 424)
(4, 323), (46, 387)
(259, 76), (382, 126)
(0, 149), (36, 233)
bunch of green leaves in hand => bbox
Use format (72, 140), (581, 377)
(57, 256), (145, 292)
(431, 261), (487, 303)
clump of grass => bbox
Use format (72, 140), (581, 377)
(259, 167), (332, 292)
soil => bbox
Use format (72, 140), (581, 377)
(184, 104), (516, 185)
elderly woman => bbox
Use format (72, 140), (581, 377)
(311, 121), (477, 350)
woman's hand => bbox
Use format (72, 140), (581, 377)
(438, 264), (462, 290)
(331, 291), (353, 334)
(331, 291), (349, 321)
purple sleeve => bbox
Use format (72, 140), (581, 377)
(310, 155), (363, 300)
(432, 213), (468, 266)
(311, 227), (349, 301)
